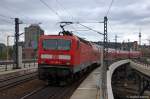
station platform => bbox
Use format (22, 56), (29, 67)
(71, 67), (102, 99)
(0, 65), (37, 80)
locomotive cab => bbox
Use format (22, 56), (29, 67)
(38, 34), (102, 84)
(39, 38), (72, 65)
(38, 35), (77, 81)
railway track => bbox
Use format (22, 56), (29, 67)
(20, 66), (98, 99)
(0, 72), (38, 91)
(19, 79), (81, 99)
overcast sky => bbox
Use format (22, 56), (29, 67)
(0, 0), (150, 45)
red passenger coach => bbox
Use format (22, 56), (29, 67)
(38, 34), (102, 84)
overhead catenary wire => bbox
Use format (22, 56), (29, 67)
(105, 0), (115, 16)
(39, 0), (62, 20)
(55, 0), (74, 20)
(0, 5), (27, 20)
(108, 20), (114, 33)
(55, 0), (105, 23)
(59, 21), (104, 37)
(0, 14), (28, 25)
(55, 0), (105, 33)
(0, 3), (41, 25)
(59, 21), (104, 40)
(0, 14), (14, 24)
(77, 23), (104, 35)
(37, 1), (113, 44)
(0, 18), (13, 24)
(70, 24), (101, 41)
(0, 14), (13, 19)
(106, 0), (116, 42)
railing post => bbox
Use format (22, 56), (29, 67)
(5, 64), (7, 71)
(24, 63), (25, 68)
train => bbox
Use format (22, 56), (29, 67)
(37, 32), (141, 85)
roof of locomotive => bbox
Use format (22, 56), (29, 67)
(40, 35), (141, 53)
(40, 34), (92, 45)
(40, 34), (79, 40)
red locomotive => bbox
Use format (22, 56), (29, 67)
(38, 32), (141, 84)
(38, 33), (102, 84)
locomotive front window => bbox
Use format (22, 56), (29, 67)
(57, 39), (71, 50)
(42, 39), (71, 50)
(43, 39), (57, 50)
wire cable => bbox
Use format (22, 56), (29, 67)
(39, 0), (62, 20)
(108, 20), (113, 33)
(0, 4), (38, 25)
(55, 0), (74, 20)
(0, 14), (14, 24)
(106, 0), (114, 16)
(0, 18), (13, 24)
(77, 23), (103, 35)
(0, 14), (8, 18)
(0, 14), (13, 19)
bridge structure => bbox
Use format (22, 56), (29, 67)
(107, 59), (150, 99)
(71, 59), (150, 99)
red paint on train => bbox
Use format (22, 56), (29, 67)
(38, 34), (141, 82)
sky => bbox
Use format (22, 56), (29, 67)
(0, 0), (150, 45)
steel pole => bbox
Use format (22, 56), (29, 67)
(7, 36), (9, 60)
(14, 18), (19, 69)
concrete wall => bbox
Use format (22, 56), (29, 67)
(107, 59), (130, 99)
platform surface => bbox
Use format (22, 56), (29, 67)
(71, 67), (101, 99)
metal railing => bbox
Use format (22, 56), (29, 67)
(0, 59), (37, 72)
(132, 59), (150, 69)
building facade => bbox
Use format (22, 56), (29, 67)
(0, 43), (7, 60)
(96, 41), (138, 51)
(23, 24), (44, 59)
(24, 24), (44, 49)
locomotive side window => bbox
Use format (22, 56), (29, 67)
(42, 39), (71, 50)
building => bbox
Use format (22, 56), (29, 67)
(0, 43), (7, 60)
(22, 48), (35, 59)
(24, 24), (44, 49)
(0, 43), (6, 52)
(121, 41), (138, 51)
(23, 24), (44, 59)
(95, 41), (138, 51)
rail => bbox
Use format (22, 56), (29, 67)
(0, 71), (37, 90)
(20, 65), (95, 99)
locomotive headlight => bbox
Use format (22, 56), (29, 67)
(59, 55), (71, 60)
(41, 54), (52, 59)
(66, 62), (70, 65)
